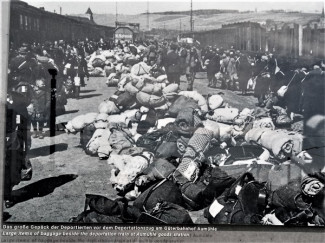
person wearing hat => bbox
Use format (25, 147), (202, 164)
(237, 53), (253, 95)
(164, 42), (181, 85)
(185, 45), (200, 91)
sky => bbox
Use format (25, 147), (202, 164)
(22, 0), (324, 15)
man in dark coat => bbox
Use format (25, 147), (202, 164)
(164, 43), (181, 85)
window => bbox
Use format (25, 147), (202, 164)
(19, 14), (23, 29)
(24, 15), (28, 30)
(28, 17), (32, 30)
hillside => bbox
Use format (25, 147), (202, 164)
(73, 11), (322, 32)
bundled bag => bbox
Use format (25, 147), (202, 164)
(136, 201), (193, 224)
(155, 129), (182, 159)
(80, 123), (97, 150)
(114, 92), (137, 110)
(98, 99), (120, 115)
(204, 172), (267, 225)
(108, 123), (135, 154)
(136, 158), (176, 187)
(89, 67), (105, 77)
(178, 91), (208, 114)
(136, 92), (166, 108)
(133, 179), (184, 210)
(175, 108), (203, 136)
(70, 194), (134, 223)
(277, 72), (296, 98)
(180, 181), (207, 210)
(131, 62), (151, 76)
(65, 113), (98, 133)
(168, 95), (200, 117)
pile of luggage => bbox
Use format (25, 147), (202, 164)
(66, 60), (324, 226)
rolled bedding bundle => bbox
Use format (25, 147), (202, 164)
(136, 91), (166, 108)
(178, 91), (208, 114)
(245, 128), (302, 159)
(156, 75), (168, 83)
(108, 151), (154, 193)
(206, 107), (239, 124)
(65, 112), (98, 133)
(141, 83), (166, 95)
(173, 128), (214, 184)
(253, 117), (275, 130)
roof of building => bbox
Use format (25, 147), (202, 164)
(85, 7), (93, 15)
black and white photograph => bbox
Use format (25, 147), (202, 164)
(1, 0), (324, 241)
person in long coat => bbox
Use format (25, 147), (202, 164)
(237, 54), (252, 94)
(164, 43), (181, 85)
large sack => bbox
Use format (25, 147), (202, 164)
(136, 92), (166, 108)
(108, 123), (135, 154)
(114, 92), (137, 110)
(131, 62), (151, 76)
(156, 75), (168, 83)
(141, 83), (166, 95)
(97, 129), (112, 159)
(66, 113), (98, 133)
(89, 67), (105, 77)
(178, 91), (208, 114)
(85, 129), (105, 156)
(91, 55), (106, 68)
(206, 108), (239, 124)
(80, 123), (97, 150)
(104, 65), (116, 77)
(98, 100), (120, 114)
(102, 50), (115, 59)
(208, 95), (224, 110)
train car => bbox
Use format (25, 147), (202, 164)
(9, 1), (114, 47)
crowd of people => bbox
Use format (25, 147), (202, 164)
(4, 35), (325, 225)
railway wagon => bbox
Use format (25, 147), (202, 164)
(9, 1), (114, 47)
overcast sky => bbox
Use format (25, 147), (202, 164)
(22, 0), (324, 15)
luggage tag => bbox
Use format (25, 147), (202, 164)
(16, 115), (21, 124)
(235, 185), (242, 195)
(21, 86), (26, 93)
(140, 114), (147, 121)
(209, 199), (224, 217)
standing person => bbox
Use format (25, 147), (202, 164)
(29, 78), (50, 139)
(206, 48), (221, 88)
(185, 46), (199, 91)
(226, 52), (238, 91)
(77, 53), (89, 88)
(164, 42), (181, 85)
(237, 54), (252, 94)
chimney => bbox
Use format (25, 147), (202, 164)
(60, 7), (62, 15)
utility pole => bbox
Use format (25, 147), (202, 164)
(115, 1), (118, 27)
(190, 0), (193, 32)
(60, 6), (62, 15)
(147, 1), (150, 31)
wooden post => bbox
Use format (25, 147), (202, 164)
(298, 24), (303, 56)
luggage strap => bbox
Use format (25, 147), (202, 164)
(142, 178), (168, 212)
